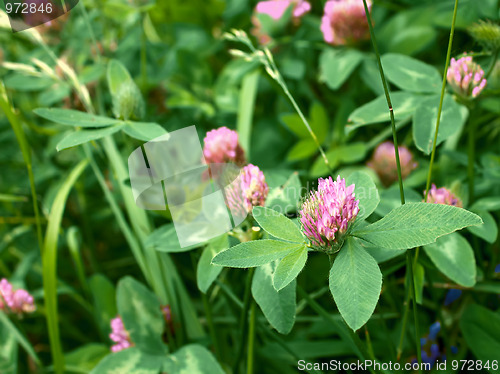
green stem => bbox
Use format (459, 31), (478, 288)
(0, 83), (44, 252)
(280, 83), (332, 172)
(83, 145), (151, 281)
(245, 40), (331, 172)
(215, 280), (322, 374)
(407, 251), (422, 373)
(328, 253), (335, 267)
(247, 301), (256, 374)
(424, 0), (460, 201)
(366, 118), (411, 151)
(202, 292), (221, 360)
(140, 14), (148, 88)
(78, 1), (102, 64)
(362, 0), (405, 205)
(233, 268), (256, 373)
(396, 280), (411, 360)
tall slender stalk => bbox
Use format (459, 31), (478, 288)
(396, 291), (410, 360)
(406, 251), (422, 368)
(233, 268), (256, 373)
(247, 301), (256, 374)
(264, 50), (332, 172)
(424, 0), (460, 201)
(362, 0), (405, 205)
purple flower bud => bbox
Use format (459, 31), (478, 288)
(444, 289), (462, 306)
(321, 0), (372, 46)
(495, 264), (500, 274)
(451, 346), (458, 354)
(447, 56), (487, 98)
(203, 127), (246, 166)
(428, 321), (441, 341)
(299, 176), (359, 250)
(421, 337), (427, 346)
(424, 184), (462, 208)
(109, 316), (133, 352)
(367, 141), (418, 186)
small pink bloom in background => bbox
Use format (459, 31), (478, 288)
(321, 0), (372, 46)
(424, 184), (463, 208)
(367, 141), (418, 187)
(447, 56), (487, 98)
(0, 278), (36, 314)
(226, 164), (269, 216)
(252, 0), (311, 44)
(203, 127), (246, 166)
(255, 0), (311, 20)
(109, 316), (133, 352)
(299, 176), (359, 249)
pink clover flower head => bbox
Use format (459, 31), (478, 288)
(240, 164), (269, 213)
(0, 278), (36, 314)
(203, 127), (246, 165)
(109, 316), (133, 352)
(367, 141), (418, 186)
(424, 184), (463, 208)
(321, 0), (372, 46)
(255, 0), (311, 20)
(11, 289), (36, 313)
(226, 164), (269, 216)
(299, 176), (359, 250)
(447, 56), (487, 98)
